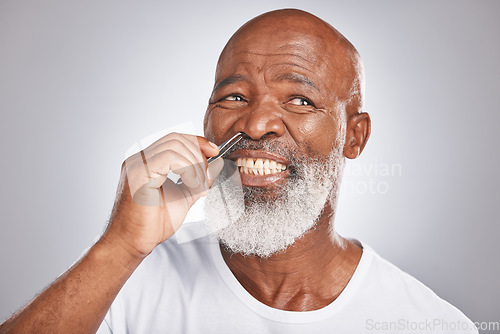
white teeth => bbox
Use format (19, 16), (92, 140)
(235, 157), (287, 175)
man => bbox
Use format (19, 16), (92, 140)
(0, 9), (477, 333)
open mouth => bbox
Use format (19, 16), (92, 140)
(228, 150), (289, 187)
(235, 157), (287, 175)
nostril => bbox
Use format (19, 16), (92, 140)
(236, 132), (256, 141)
(259, 131), (278, 140)
(239, 132), (251, 139)
(235, 130), (280, 141)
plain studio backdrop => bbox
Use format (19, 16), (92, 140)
(1, 0), (499, 329)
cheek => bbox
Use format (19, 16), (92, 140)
(287, 114), (339, 156)
(204, 107), (238, 143)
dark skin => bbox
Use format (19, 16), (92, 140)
(204, 9), (371, 311)
(0, 9), (370, 333)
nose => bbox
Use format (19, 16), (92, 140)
(233, 100), (286, 140)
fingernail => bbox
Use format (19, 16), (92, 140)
(209, 141), (219, 150)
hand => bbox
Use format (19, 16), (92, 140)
(103, 132), (223, 258)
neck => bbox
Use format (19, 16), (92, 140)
(220, 205), (362, 311)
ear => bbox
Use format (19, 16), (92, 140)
(343, 112), (371, 159)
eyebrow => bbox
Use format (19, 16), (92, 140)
(213, 74), (248, 92)
(212, 72), (319, 93)
(275, 73), (319, 91)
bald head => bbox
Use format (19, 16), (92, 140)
(217, 9), (364, 116)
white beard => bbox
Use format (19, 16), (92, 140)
(204, 141), (345, 258)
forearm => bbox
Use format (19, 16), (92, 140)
(0, 236), (143, 334)
(0, 133), (218, 334)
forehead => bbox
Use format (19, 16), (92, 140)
(216, 30), (332, 81)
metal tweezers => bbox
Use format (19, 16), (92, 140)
(207, 132), (244, 164)
(175, 132), (244, 186)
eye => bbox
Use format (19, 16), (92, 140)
(214, 94), (247, 110)
(289, 97), (314, 106)
(222, 95), (245, 102)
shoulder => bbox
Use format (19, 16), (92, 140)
(358, 242), (476, 329)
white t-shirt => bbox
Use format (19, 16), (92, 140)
(97, 221), (477, 334)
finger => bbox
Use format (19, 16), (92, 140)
(126, 133), (220, 200)
(194, 135), (220, 158)
(144, 135), (214, 189)
(164, 134), (219, 164)
(144, 150), (201, 189)
(189, 158), (225, 199)
(167, 133), (219, 158)
(207, 158), (224, 187)
(173, 156), (225, 199)
(148, 139), (207, 187)
(149, 137), (210, 181)
(145, 133), (219, 160)
(174, 161), (221, 202)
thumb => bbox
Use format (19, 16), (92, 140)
(206, 158), (224, 187)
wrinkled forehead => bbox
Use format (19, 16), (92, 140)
(219, 34), (337, 88)
(211, 10), (363, 113)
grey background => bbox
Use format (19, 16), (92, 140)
(1, 0), (498, 330)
